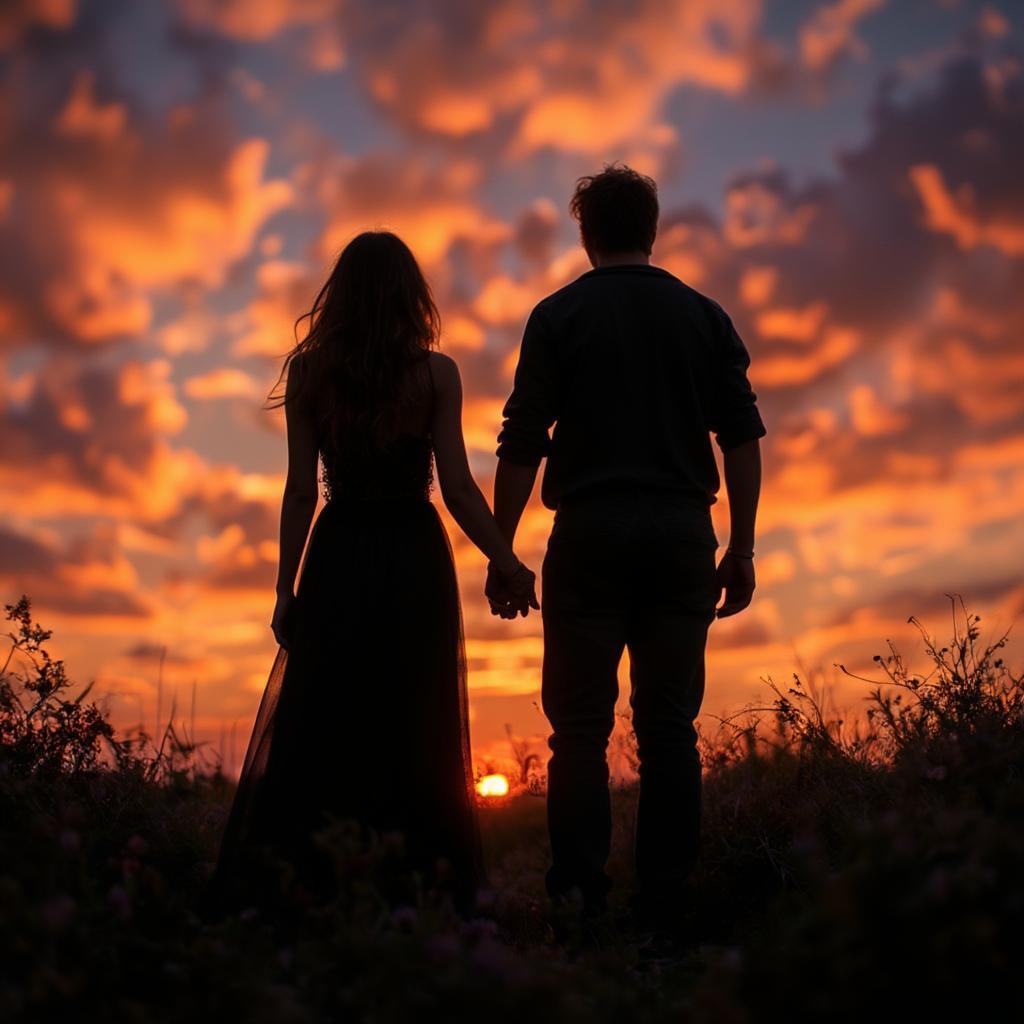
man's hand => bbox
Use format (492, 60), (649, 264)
(715, 552), (755, 618)
(486, 561), (540, 619)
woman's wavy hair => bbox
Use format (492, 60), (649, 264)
(266, 230), (440, 452)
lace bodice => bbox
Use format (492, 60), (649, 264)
(319, 433), (434, 504)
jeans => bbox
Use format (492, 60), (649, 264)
(540, 488), (719, 908)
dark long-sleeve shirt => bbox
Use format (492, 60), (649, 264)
(496, 263), (767, 511)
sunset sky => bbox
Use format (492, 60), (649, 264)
(2, 0), (1022, 778)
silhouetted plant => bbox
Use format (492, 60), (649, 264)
(2, 589), (1021, 1023)
(0, 595), (115, 777)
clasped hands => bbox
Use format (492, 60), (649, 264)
(485, 559), (540, 619)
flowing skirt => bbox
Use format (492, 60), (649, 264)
(206, 496), (486, 915)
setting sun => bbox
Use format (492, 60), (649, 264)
(476, 773), (510, 798)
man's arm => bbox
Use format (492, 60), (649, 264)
(717, 438), (761, 618)
(493, 460), (538, 547)
(706, 300), (767, 454)
(493, 302), (558, 545)
(723, 437), (760, 557)
(490, 304), (558, 615)
(705, 299), (767, 619)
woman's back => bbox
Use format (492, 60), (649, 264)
(311, 351), (437, 504)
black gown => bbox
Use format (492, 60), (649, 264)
(206, 378), (486, 917)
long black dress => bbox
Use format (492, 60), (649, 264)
(206, 358), (485, 916)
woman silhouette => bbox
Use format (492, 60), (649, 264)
(205, 231), (538, 917)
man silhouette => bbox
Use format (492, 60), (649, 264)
(486, 163), (766, 937)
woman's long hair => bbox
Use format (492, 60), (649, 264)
(266, 231), (440, 453)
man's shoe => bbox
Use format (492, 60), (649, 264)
(547, 886), (613, 952)
(627, 889), (702, 954)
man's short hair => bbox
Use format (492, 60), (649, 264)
(569, 163), (659, 256)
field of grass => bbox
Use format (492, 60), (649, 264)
(2, 592), (1022, 1022)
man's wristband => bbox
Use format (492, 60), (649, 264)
(726, 548), (754, 559)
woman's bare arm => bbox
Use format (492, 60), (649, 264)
(275, 356), (320, 598)
(429, 352), (523, 576)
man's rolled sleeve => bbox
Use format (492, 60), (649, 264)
(706, 300), (767, 453)
(496, 304), (558, 466)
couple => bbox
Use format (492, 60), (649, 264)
(207, 164), (766, 935)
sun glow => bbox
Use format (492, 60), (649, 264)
(476, 773), (510, 798)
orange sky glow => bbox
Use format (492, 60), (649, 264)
(1, 0), (1022, 781)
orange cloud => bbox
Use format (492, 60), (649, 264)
(473, 275), (540, 327)
(753, 325), (860, 387)
(340, 0), (771, 154)
(739, 265), (779, 306)
(54, 70), (126, 141)
(724, 176), (818, 247)
(0, 48), (294, 349)
(848, 383), (909, 436)
(909, 162), (1024, 256)
(232, 259), (314, 358)
(310, 152), (508, 270)
(799, 0), (885, 75)
(0, 521), (153, 622)
(185, 367), (264, 400)
(178, 0), (339, 41)
(756, 301), (829, 343)
(62, 138), (292, 292)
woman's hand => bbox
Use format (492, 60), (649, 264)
(271, 591), (296, 649)
(486, 560), (540, 619)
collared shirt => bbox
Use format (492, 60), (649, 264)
(496, 263), (767, 511)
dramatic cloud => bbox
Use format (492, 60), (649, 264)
(180, 0), (789, 152)
(0, 521), (153, 619)
(0, 22), (291, 349)
(0, 357), (199, 519)
(2, 2), (1022, 771)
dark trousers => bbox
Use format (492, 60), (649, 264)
(540, 489), (719, 909)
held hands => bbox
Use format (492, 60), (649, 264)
(715, 550), (755, 618)
(486, 559), (540, 620)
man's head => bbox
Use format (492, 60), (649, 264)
(569, 162), (659, 264)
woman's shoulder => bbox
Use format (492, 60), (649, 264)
(287, 349), (315, 386)
(285, 348), (314, 401)
(425, 350), (460, 388)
